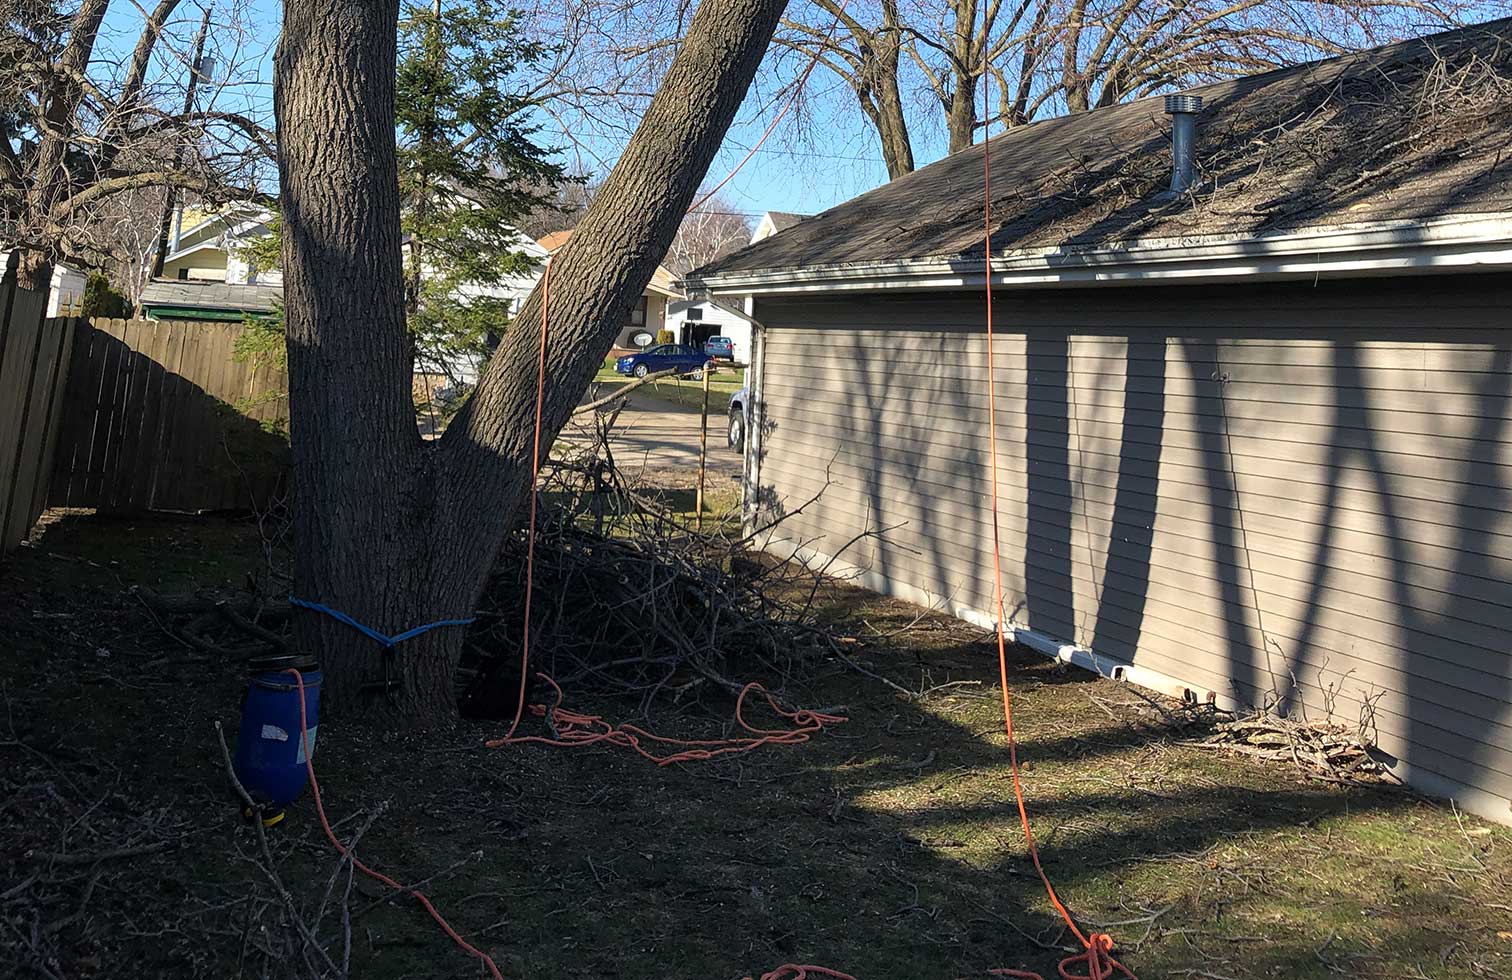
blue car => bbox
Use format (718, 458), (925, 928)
(615, 344), (712, 380)
(703, 336), (735, 360)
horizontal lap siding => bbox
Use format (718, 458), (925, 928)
(753, 278), (1512, 806)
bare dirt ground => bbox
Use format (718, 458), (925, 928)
(3, 513), (1510, 979)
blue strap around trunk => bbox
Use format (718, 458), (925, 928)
(288, 597), (474, 648)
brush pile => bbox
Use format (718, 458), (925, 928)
(458, 411), (850, 717)
(139, 405), (861, 717)
(1196, 713), (1396, 785)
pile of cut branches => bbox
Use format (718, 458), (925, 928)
(138, 397), (871, 719)
(1195, 714), (1396, 786)
(458, 406), (858, 717)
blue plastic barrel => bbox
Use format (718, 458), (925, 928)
(234, 654), (322, 823)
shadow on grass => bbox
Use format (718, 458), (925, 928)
(1, 512), (1497, 980)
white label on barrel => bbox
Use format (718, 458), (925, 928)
(260, 724), (289, 742)
(295, 726), (318, 764)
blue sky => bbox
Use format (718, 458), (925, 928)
(96, 0), (1492, 223)
(96, 0), (916, 223)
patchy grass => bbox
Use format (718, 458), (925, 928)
(3, 514), (1510, 979)
(592, 355), (745, 412)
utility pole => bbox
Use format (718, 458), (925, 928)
(148, 4), (213, 281)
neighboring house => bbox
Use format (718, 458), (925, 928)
(665, 217), (814, 361)
(536, 230), (682, 350)
(686, 19), (1512, 824)
(0, 251), (87, 315)
(160, 205), (281, 286)
(666, 297), (753, 362)
(145, 204), (546, 384)
(749, 211), (811, 243)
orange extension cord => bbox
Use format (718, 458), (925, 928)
(974, 10), (1132, 979)
(276, 1), (1131, 976)
(485, 672), (844, 762)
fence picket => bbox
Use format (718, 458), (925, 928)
(64, 319), (289, 515)
(2, 306), (290, 552)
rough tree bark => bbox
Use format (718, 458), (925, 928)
(943, 0), (980, 154)
(862, 0), (913, 177)
(276, 0), (789, 725)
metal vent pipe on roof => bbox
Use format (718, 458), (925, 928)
(1164, 94), (1203, 193)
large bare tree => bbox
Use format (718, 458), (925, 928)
(773, 0), (1491, 173)
(1, 0), (274, 291)
(667, 194), (755, 275)
(277, 0), (788, 724)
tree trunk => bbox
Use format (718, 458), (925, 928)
(276, 0), (441, 722)
(945, 82), (976, 154)
(872, 15), (914, 178)
(1062, 0), (1090, 113)
(276, 0), (789, 727)
(945, 0), (979, 154)
(875, 88), (914, 178)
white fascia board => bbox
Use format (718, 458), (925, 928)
(162, 239), (226, 264)
(175, 205), (269, 244)
(696, 212), (1512, 296)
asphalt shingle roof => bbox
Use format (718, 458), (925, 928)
(139, 279), (282, 312)
(763, 212), (810, 233)
(695, 18), (1512, 280)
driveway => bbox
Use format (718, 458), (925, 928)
(562, 389), (744, 490)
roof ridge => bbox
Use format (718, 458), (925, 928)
(691, 16), (1512, 283)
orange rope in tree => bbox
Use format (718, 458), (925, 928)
(500, 258), (552, 742)
(976, 12), (1134, 980)
(688, 0), (847, 215)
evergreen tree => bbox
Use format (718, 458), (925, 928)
(242, 0), (563, 380)
(397, 0), (563, 380)
(80, 272), (130, 318)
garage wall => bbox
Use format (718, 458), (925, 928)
(751, 276), (1512, 820)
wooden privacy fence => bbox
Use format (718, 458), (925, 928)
(0, 272), (75, 554)
(48, 318), (290, 514)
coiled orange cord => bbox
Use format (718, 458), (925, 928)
(486, 672), (844, 762)
(747, 967), (858, 980)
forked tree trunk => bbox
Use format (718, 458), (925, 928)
(275, 0), (789, 726)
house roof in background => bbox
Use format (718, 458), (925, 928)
(536, 229), (574, 252)
(762, 212), (810, 233)
(139, 279), (281, 314)
(174, 204), (273, 243)
(693, 18), (1512, 283)
(535, 229), (684, 298)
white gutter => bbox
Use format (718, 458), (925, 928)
(689, 212), (1512, 296)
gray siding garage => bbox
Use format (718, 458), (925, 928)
(687, 21), (1512, 821)
(750, 279), (1512, 819)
